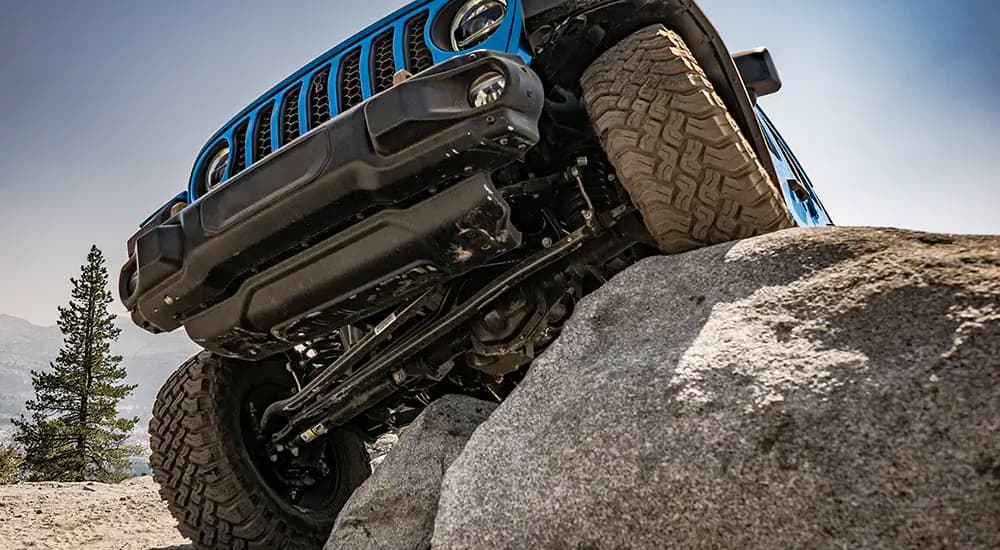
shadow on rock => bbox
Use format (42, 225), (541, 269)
(431, 227), (1000, 549)
(324, 394), (496, 550)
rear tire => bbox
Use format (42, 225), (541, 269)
(149, 352), (369, 550)
(582, 25), (794, 253)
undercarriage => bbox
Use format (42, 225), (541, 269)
(261, 148), (656, 464)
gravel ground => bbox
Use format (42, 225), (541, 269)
(0, 476), (190, 549)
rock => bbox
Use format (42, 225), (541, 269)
(326, 394), (496, 550)
(433, 227), (1000, 549)
(368, 432), (400, 470)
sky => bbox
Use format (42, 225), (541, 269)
(0, 0), (998, 325)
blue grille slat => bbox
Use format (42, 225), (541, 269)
(326, 61), (340, 118)
(244, 111), (256, 170)
(187, 0), (527, 200)
(392, 20), (407, 73)
(358, 41), (373, 100)
(298, 75), (311, 133)
(270, 95), (281, 154)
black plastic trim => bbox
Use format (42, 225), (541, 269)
(120, 52), (544, 354)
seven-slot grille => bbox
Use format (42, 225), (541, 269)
(205, 11), (441, 194)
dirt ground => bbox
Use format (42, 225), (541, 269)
(0, 476), (190, 549)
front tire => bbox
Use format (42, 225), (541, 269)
(149, 352), (369, 550)
(582, 25), (794, 253)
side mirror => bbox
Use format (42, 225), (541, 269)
(734, 48), (781, 102)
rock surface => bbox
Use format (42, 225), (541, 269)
(326, 394), (496, 550)
(433, 227), (1000, 549)
(0, 476), (190, 549)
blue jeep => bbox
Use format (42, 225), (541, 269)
(124, 1), (831, 547)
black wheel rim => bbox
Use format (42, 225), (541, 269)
(238, 379), (344, 518)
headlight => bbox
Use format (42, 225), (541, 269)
(205, 146), (229, 193)
(450, 0), (506, 50)
(468, 71), (506, 107)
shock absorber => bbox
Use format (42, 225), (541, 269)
(556, 156), (617, 230)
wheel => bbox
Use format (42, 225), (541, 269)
(581, 24), (794, 253)
(149, 352), (370, 550)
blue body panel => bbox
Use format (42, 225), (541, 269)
(152, 0), (830, 228)
(755, 106), (832, 227)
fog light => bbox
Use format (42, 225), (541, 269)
(468, 71), (506, 107)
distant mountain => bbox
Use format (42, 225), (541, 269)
(0, 313), (198, 472)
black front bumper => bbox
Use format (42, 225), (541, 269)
(120, 51), (543, 358)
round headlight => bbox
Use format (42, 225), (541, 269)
(205, 146), (229, 193)
(450, 0), (506, 50)
(468, 71), (506, 107)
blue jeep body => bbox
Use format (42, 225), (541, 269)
(148, 0), (828, 229)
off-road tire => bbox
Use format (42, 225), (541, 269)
(149, 352), (370, 550)
(582, 25), (794, 253)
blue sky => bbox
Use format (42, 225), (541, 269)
(0, 0), (998, 324)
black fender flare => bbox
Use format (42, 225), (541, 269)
(520, 0), (778, 184)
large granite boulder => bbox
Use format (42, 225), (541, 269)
(433, 227), (1000, 549)
(325, 394), (496, 550)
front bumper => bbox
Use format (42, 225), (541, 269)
(120, 51), (543, 358)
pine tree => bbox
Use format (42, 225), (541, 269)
(0, 443), (23, 484)
(13, 245), (140, 482)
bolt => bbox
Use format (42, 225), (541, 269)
(499, 137), (508, 145)
(163, 296), (174, 305)
(541, 237), (553, 248)
(486, 115), (495, 124)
